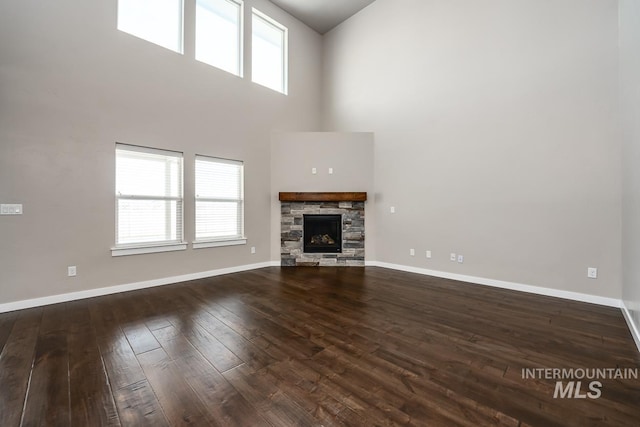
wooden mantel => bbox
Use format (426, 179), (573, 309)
(279, 192), (367, 202)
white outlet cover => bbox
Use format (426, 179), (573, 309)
(450, 253), (456, 261)
(68, 266), (77, 277)
(328, 168), (333, 174)
(587, 267), (598, 279)
(312, 167), (317, 174)
(426, 250), (432, 259)
(410, 249), (415, 256)
(390, 206), (395, 214)
(251, 246), (256, 254)
(457, 255), (464, 263)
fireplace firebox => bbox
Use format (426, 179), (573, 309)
(303, 214), (342, 253)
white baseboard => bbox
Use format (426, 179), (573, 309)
(367, 261), (622, 308)
(621, 302), (640, 353)
(0, 262), (275, 314)
(0, 260), (625, 320)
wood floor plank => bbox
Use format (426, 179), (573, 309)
(136, 347), (213, 426)
(113, 380), (169, 427)
(223, 364), (322, 426)
(0, 311), (18, 356)
(108, 293), (161, 356)
(121, 323), (161, 356)
(88, 298), (147, 391)
(88, 296), (123, 353)
(0, 308), (42, 427)
(67, 301), (121, 426)
(151, 324), (202, 361)
(174, 293), (278, 371)
(262, 358), (368, 426)
(173, 352), (270, 426)
(137, 289), (174, 331)
(179, 322), (243, 372)
(20, 305), (71, 427)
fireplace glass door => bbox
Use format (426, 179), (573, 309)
(303, 214), (342, 253)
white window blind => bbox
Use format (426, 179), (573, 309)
(115, 144), (184, 247)
(117, 0), (184, 53)
(252, 9), (287, 94)
(195, 156), (244, 242)
(196, 0), (243, 76)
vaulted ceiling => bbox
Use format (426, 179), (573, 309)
(268, 0), (377, 34)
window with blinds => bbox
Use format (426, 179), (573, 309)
(195, 156), (245, 246)
(114, 144), (185, 255)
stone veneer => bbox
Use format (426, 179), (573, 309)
(280, 201), (365, 266)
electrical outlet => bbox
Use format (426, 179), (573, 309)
(587, 267), (598, 279)
(68, 266), (77, 277)
(410, 249), (415, 256)
(450, 253), (457, 261)
(328, 167), (333, 174)
(426, 250), (432, 259)
(457, 255), (464, 263)
(312, 167), (317, 174)
(390, 206), (395, 214)
(251, 246), (256, 254)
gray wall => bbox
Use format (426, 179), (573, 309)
(0, 0), (322, 304)
(1, 0), (632, 310)
(621, 0), (640, 336)
(322, 0), (622, 298)
(270, 132), (375, 261)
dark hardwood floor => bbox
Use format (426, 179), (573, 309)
(1, 267), (639, 426)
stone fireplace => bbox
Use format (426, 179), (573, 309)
(279, 192), (366, 266)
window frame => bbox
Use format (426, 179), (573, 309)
(112, 143), (186, 257)
(193, 155), (246, 249)
(195, 0), (244, 77)
(251, 8), (288, 95)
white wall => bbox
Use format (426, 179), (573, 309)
(270, 132), (375, 261)
(620, 0), (640, 343)
(323, 0), (621, 298)
(0, 0), (322, 304)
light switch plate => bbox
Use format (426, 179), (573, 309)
(1, 204), (23, 215)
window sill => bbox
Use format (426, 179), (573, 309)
(192, 238), (247, 249)
(111, 242), (188, 257)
